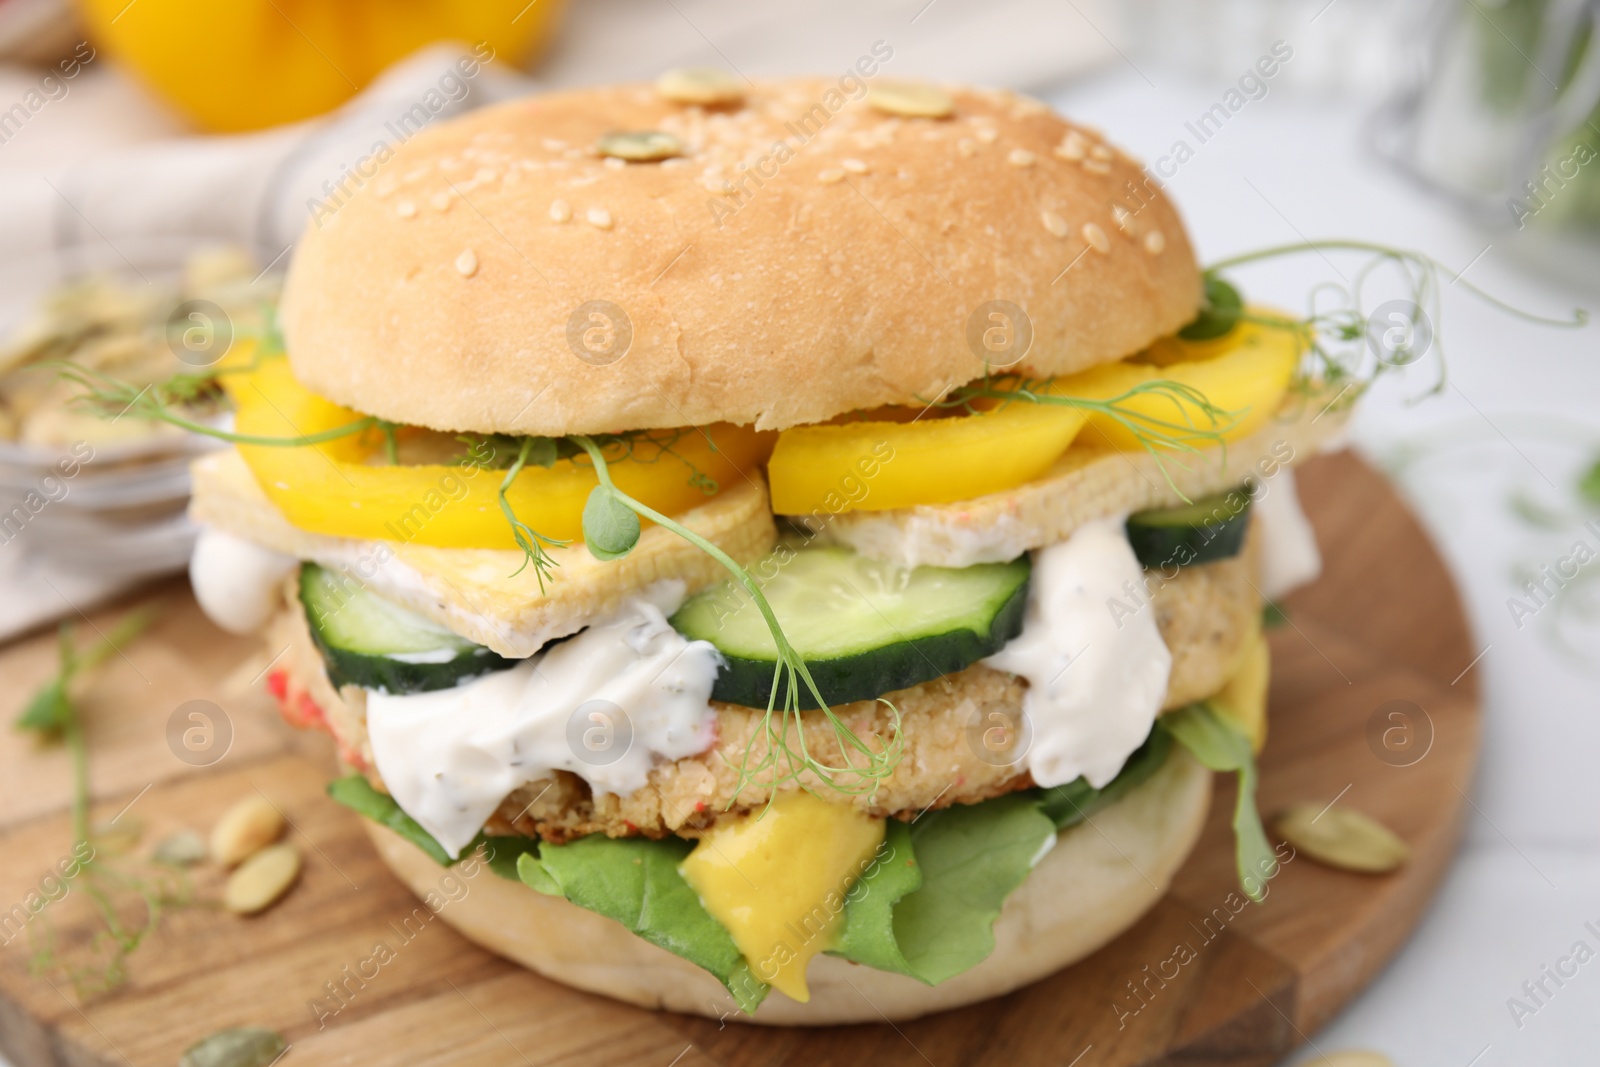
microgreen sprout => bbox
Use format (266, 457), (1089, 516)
(57, 360), (380, 448)
(1205, 239), (1587, 411)
(935, 376), (1244, 504)
(16, 612), (195, 999)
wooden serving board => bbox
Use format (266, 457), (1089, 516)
(0, 452), (1480, 1067)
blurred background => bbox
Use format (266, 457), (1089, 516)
(0, 1), (1594, 1064)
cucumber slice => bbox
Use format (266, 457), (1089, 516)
(299, 564), (514, 693)
(1125, 489), (1252, 569)
(671, 547), (1030, 709)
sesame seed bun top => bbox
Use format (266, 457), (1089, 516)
(279, 76), (1202, 436)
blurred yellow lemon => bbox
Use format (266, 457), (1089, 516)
(74, 0), (564, 132)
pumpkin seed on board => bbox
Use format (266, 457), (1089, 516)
(224, 843), (301, 915)
(656, 67), (744, 105)
(152, 829), (207, 867)
(596, 131), (683, 162)
(179, 1027), (286, 1067)
(1275, 804), (1409, 874)
(211, 795), (285, 867)
(866, 80), (954, 118)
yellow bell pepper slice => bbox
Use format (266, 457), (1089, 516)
(222, 354), (773, 549)
(766, 312), (1304, 517)
(1065, 314), (1305, 450)
(766, 399), (1085, 516)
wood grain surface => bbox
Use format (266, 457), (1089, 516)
(0, 451), (1481, 1067)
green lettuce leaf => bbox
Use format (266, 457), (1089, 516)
(829, 819), (920, 973)
(1164, 702), (1277, 901)
(480, 836), (540, 882)
(893, 794), (1057, 984)
(326, 774), (458, 866)
(832, 794), (1055, 985)
(330, 725), (1184, 1000)
(517, 836), (769, 1014)
(831, 724), (1176, 982)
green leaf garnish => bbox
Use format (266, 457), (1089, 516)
(1179, 275), (1244, 340)
(581, 485), (642, 561)
(1164, 702), (1277, 902)
(16, 678), (72, 736)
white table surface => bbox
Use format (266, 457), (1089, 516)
(1047, 63), (1600, 1067)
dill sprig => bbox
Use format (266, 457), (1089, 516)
(16, 613), (194, 999)
(570, 435), (903, 799)
(498, 436), (567, 591)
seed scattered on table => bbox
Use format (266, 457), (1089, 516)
(224, 843), (302, 915)
(1275, 804), (1409, 873)
(153, 830), (207, 867)
(210, 795), (285, 867)
(179, 1027), (286, 1067)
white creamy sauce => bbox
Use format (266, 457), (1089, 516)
(1254, 467), (1322, 600)
(984, 516), (1172, 790)
(365, 586), (721, 858)
(189, 526), (298, 634)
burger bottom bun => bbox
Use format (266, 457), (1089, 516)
(365, 749), (1211, 1025)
